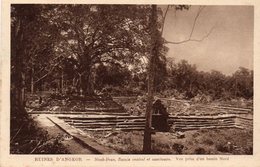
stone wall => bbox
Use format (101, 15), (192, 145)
(169, 115), (253, 131)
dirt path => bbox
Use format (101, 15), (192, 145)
(33, 114), (95, 154)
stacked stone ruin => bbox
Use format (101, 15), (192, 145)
(30, 97), (253, 132)
(56, 114), (252, 132)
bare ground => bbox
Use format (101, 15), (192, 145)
(84, 128), (253, 154)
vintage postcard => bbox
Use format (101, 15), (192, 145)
(1, 0), (260, 166)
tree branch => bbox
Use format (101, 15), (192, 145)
(10, 123), (24, 143)
(165, 25), (215, 44)
(33, 57), (65, 84)
(188, 6), (205, 39)
(33, 55), (62, 76)
(160, 5), (170, 36)
(164, 6), (215, 45)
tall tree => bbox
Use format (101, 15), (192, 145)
(11, 5), (45, 113)
(143, 5), (214, 153)
(229, 67), (253, 99)
(49, 5), (150, 95)
(143, 4), (159, 153)
(12, 5), (61, 95)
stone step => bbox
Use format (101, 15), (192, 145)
(212, 106), (252, 112)
(64, 119), (146, 123)
(218, 104), (253, 110)
(169, 115), (236, 119)
(236, 120), (252, 123)
(74, 124), (145, 129)
(71, 122), (145, 126)
(30, 111), (129, 115)
(173, 121), (235, 125)
(236, 117), (253, 120)
(175, 123), (235, 128)
(235, 123), (253, 127)
(234, 125), (253, 130)
(196, 106), (251, 113)
(82, 127), (145, 131)
(171, 119), (234, 123)
(235, 120), (253, 125)
(58, 115), (145, 120)
(176, 125), (236, 131)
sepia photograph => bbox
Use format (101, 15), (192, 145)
(9, 3), (254, 156)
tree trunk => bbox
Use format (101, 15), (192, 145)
(31, 67), (34, 94)
(62, 71), (64, 92)
(82, 74), (94, 95)
(21, 72), (25, 103)
(143, 5), (158, 153)
(11, 18), (26, 115)
(80, 65), (95, 96)
(60, 70), (64, 93)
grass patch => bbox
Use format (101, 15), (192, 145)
(86, 128), (253, 154)
(10, 106), (69, 154)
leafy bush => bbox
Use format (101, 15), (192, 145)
(172, 143), (184, 154)
(203, 138), (214, 146)
(151, 142), (172, 154)
(101, 85), (143, 96)
(194, 147), (206, 154)
(216, 143), (230, 153)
